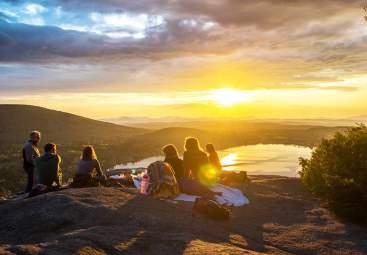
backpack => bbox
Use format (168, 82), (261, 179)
(146, 161), (179, 198)
(192, 197), (231, 221)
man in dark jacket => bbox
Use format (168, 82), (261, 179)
(22, 131), (41, 192)
(35, 143), (62, 188)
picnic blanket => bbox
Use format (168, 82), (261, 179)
(133, 177), (249, 207)
(175, 184), (249, 207)
(113, 170), (249, 207)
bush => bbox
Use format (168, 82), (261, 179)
(299, 124), (367, 223)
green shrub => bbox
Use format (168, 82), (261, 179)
(299, 124), (367, 223)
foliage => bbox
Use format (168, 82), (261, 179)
(299, 124), (367, 222)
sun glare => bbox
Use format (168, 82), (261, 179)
(221, 153), (237, 166)
(210, 88), (250, 107)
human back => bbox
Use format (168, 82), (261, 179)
(76, 146), (104, 177)
(183, 137), (209, 180)
(36, 143), (62, 187)
(162, 144), (186, 180)
(206, 143), (222, 174)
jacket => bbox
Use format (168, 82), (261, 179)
(22, 141), (40, 168)
(35, 153), (62, 187)
(164, 156), (186, 180)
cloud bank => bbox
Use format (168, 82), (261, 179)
(0, 0), (366, 105)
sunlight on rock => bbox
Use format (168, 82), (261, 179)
(114, 231), (145, 252)
(75, 246), (107, 255)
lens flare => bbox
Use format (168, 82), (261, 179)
(198, 165), (219, 186)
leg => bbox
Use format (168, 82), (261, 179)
(25, 167), (34, 192)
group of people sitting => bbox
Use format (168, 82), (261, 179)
(161, 139), (223, 198)
(22, 130), (106, 193)
(22, 130), (224, 198)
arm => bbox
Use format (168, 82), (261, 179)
(178, 159), (187, 178)
(95, 160), (104, 177)
(183, 153), (191, 178)
(56, 155), (62, 186)
(24, 144), (35, 166)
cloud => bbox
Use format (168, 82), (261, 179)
(0, 0), (367, 95)
(0, 16), (232, 63)
(38, 0), (362, 28)
(0, 0), (366, 65)
(24, 3), (47, 15)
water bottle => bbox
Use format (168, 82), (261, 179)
(140, 174), (149, 195)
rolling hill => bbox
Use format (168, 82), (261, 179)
(0, 104), (146, 145)
(0, 104), (350, 196)
(0, 105), (210, 195)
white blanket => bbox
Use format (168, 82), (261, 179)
(174, 184), (249, 207)
(132, 179), (249, 207)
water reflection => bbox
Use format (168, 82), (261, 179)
(219, 144), (312, 177)
(113, 144), (312, 177)
(220, 153), (237, 167)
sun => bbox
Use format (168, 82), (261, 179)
(210, 88), (250, 107)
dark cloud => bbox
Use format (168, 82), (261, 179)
(41, 0), (362, 28)
(0, 17), (234, 63)
(0, 21), (106, 62)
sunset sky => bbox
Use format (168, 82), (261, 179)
(1, 0), (367, 120)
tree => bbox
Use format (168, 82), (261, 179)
(299, 124), (367, 222)
(363, 2), (367, 21)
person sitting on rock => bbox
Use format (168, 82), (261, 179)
(73, 146), (106, 187)
(170, 138), (221, 199)
(35, 143), (62, 188)
(183, 137), (209, 181)
(162, 144), (186, 181)
(206, 143), (223, 175)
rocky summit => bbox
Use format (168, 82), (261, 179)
(0, 176), (366, 255)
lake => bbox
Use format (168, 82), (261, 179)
(112, 144), (312, 177)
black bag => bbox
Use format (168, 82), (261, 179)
(192, 197), (231, 221)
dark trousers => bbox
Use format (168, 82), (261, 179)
(24, 167), (34, 192)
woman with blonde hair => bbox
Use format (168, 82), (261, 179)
(183, 137), (209, 181)
(162, 144), (186, 180)
(164, 142), (220, 198)
(75, 145), (105, 180)
(206, 143), (222, 174)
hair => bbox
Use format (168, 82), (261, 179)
(206, 143), (216, 154)
(30, 130), (41, 139)
(81, 145), (97, 161)
(44, 143), (56, 153)
(162, 144), (179, 158)
(184, 137), (201, 152)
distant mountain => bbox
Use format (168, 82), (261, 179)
(0, 105), (146, 145)
(103, 116), (362, 129)
(124, 127), (212, 154)
(101, 116), (200, 126)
